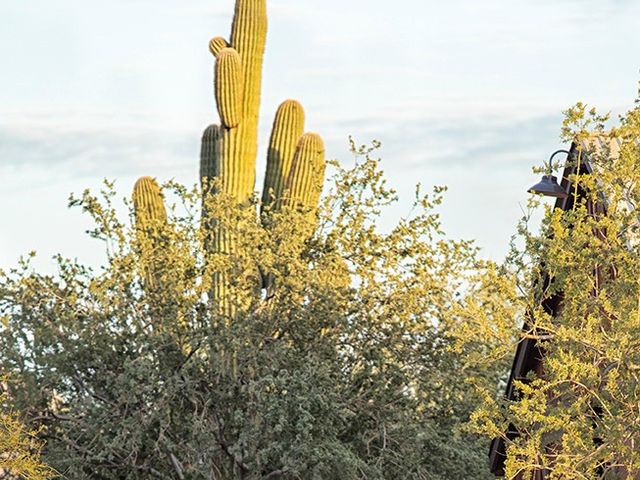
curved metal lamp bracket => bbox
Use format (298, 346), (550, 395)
(528, 149), (570, 199)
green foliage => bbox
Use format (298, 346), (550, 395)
(454, 97), (640, 478)
(0, 378), (55, 479)
(0, 141), (495, 479)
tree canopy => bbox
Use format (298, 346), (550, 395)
(455, 101), (640, 479)
(0, 142), (496, 479)
(0, 378), (54, 479)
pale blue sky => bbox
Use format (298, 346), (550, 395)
(1, 0), (639, 270)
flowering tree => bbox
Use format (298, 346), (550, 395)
(455, 100), (640, 479)
(0, 142), (496, 479)
(0, 379), (54, 479)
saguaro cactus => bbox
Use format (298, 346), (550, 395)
(199, 0), (327, 314)
(202, 0), (327, 208)
(130, 0), (326, 312)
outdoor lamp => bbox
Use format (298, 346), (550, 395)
(528, 149), (570, 198)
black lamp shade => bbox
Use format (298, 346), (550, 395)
(528, 174), (568, 199)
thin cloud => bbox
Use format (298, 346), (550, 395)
(1, 108), (564, 185)
(0, 121), (198, 179)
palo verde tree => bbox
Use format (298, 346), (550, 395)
(453, 98), (640, 479)
(0, 140), (497, 479)
(0, 379), (54, 480)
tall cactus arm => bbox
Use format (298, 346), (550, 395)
(261, 99), (305, 212)
(200, 124), (222, 200)
(284, 133), (326, 211)
(230, 0), (267, 124)
(200, 125), (222, 180)
(208, 36), (230, 57)
(132, 176), (167, 291)
(133, 176), (167, 228)
(215, 48), (244, 129)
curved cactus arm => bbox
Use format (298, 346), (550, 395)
(133, 176), (167, 228)
(132, 176), (167, 291)
(261, 99), (305, 213)
(215, 48), (244, 129)
(284, 132), (326, 211)
(200, 124), (222, 184)
(208, 36), (230, 57)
